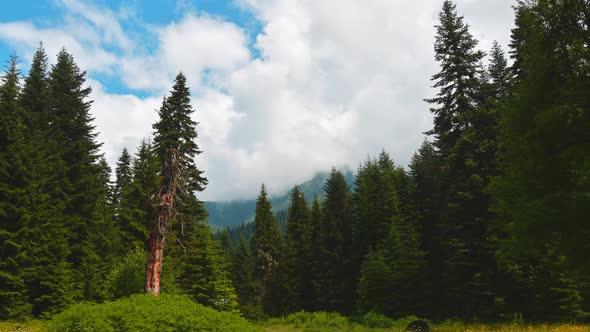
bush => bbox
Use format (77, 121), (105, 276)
(361, 311), (396, 328)
(360, 312), (428, 330)
(282, 311), (349, 329)
(48, 294), (259, 332)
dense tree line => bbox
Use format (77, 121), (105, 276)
(0, 0), (588, 323)
(0, 45), (236, 319)
(222, 0), (589, 322)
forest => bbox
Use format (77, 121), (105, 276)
(0, 0), (589, 331)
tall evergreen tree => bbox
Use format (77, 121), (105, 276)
(0, 55), (32, 319)
(47, 48), (110, 301)
(308, 195), (323, 312)
(316, 169), (354, 314)
(112, 148), (133, 208)
(119, 140), (160, 251)
(407, 141), (445, 318)
(231, 236), (257, 318)
(18, 46), (75, 316)
(426, 0), (499, 317)
(179, 222), (238, 312)
(268, 186), (311, 315)
(151, 72), (209, 294)
(493, 0), (590, 271)
(491, 0), (590, 320)
(251, 184), (281, 312)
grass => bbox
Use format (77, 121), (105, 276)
(1, 308), (589, 332)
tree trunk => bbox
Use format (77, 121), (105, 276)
(146, 147), (179, 296)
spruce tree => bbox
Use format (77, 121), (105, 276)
(493, 0), (590, 270)
(231, 236), (257, 318)
(426, 1), (499, 317)
(251, 184), (281, 312)
(151, 72), (209, 295)
(47, 48), (110, 301)
(285, 186), (311, 310)
(268, 186), (311, 315)
(408, 141), (445, 318)
(491, 0), (590, 320)
(308, 196), (323, 312)
(179, 222), (238, 312)
(119, 140), (160, 251)
(18, 46), (75, 316)
(316, 169), (354, 314)
(113, 148), (133, 208)
(0, 55), (32, 319)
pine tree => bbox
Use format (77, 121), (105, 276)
(491, 0), (590, 320)
(113, 148), (133, 208)
(151, 73), (209, 295)
(231, 236), (257, 318)
(316, 169), (354, 314)
(408, 141), (445, 318)
(352, 152), (400, 279)
(179, 222), (238, 312)
(493, 0), (590, 271)
(18, 46), (75, 316)
(21, 43), (50, 130)
(251, 184), (281, 312)
(487, 41), (511, 102)
(47, 48), (109, 301)
(426, 0), (499, 317)
(0, 55), (32, 319)
(268, 186), (311, 315)
(119, 140), (160, 251)
(308, 195), (323, 312)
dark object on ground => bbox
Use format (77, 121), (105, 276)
(405, 319), (431, 332)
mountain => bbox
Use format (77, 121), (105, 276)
(205, 169), (354, 229)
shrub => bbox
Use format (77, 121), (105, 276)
(361, 311), (396, 328)
(48, 294), (259, 332)
(282, 311), (349, 329)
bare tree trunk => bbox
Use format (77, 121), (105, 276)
(146, 147), (180, 296)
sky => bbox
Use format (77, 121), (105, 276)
(0, 0), (516, 201)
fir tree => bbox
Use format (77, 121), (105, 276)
(316, 169), (354, 314)
(251, 184), (281, 312)
(426, 1), (499, 317)
(179, 222), (238, 312)
(18, 46), (75, 316)
(47, 48), (109, 301)
(151, 73), (209, 296)
(113, 148), (133, 208)
(308, 195), (323, 312)
(231, 236), (257, 318)
(0, 55), (32, 319)
(119, 140), (160, 251)
(408, 141), (445, 318)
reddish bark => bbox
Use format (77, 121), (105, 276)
(145, 148), (180, 296)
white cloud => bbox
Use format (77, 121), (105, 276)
(0, 0), (517, 200)
(0, 21), (118, 72)
(87, 79), (161, 167)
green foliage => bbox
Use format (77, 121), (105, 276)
(118, 139), (160, 251)
(178, 222), (239, 313)
(105, 249), (146, 299)
(47, 294), (258, 332)
(360, 312), (423, 329)
(251, 184), (281, 311)
(282, 311), (349, 329)
(316, 169), (354, 314)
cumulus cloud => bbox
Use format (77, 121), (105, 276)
(87, 79), (161, 167)
(0, 0), (517, 200)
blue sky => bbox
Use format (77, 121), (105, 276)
(0, 0), (516, 200)
(0, 0), (263, 96)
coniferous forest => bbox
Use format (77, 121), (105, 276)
(0, 0), (589, 330)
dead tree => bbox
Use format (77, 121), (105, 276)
(145, 147), (180, 296)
